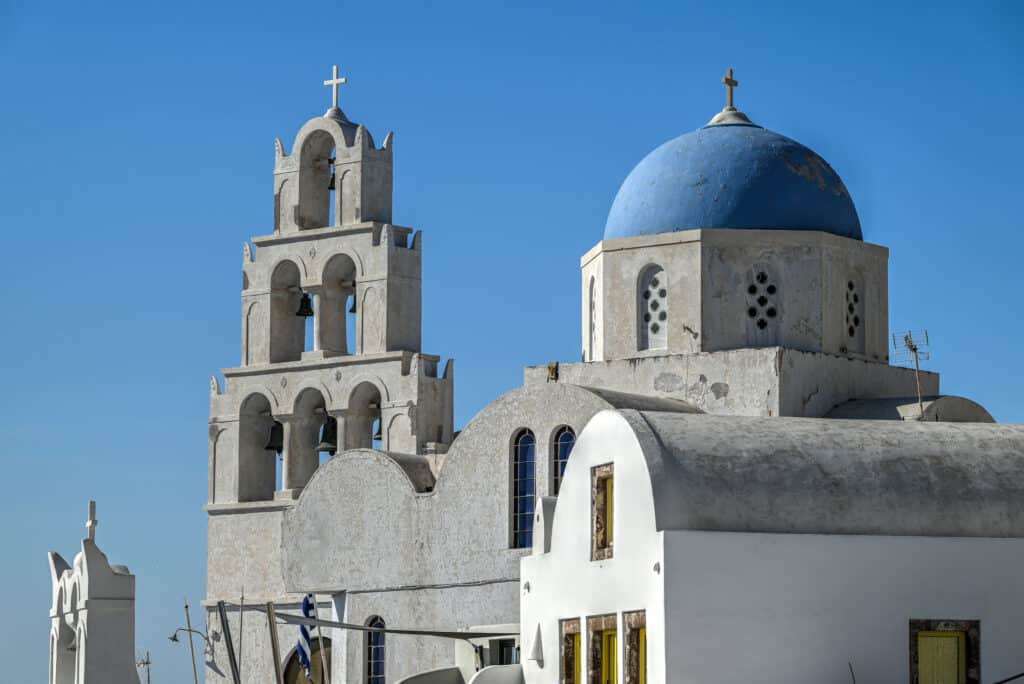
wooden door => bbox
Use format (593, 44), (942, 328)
(918, 631), (966, 684)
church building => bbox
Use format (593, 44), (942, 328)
(204, 67), (1024, 684)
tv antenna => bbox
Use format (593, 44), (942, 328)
(136, 650), (152, 684)
(892, 330), (931, 419)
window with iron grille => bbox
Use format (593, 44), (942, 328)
(552, 426), (576, 495)
(511, 429), (536, 548)
(638, 265), (668, 351)
(365, 616), (385, 684)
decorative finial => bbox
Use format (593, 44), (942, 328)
(706, 67), (755, 127)
(323, 65), (348, 111)
(722, 68), (738, 110)
(86, 500), (97, 541)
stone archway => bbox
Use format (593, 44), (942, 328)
(283, 638), (332, 684)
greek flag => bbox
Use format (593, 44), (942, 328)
(297, 594), (316, 680)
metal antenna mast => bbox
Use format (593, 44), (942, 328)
(892, 330), (931, 419)
(136, 651), (152, 684)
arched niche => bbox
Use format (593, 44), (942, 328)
(297, 129), (337, 229)
(346, 382), (382, 451)
(320, 253), (358, 354)
(359, 287), (384, 354)
(270, 260), (304, 363)
(238, 393), (276, 502)
(286, 388), (329, 490)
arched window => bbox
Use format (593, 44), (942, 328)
(511, 429), (536, 548)
(551, 426), (576, 495)
(588, 276), (597, 361)
(365, 616), (385, 684)
(637, 265), (668, 351)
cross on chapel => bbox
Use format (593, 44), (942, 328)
(86, 500), (97, 541)
(323, 65), (348, 110)
(722, 68), (738, 109)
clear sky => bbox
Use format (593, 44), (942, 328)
(1, 0), (1021, 680)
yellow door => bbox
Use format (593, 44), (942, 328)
(601, 630), (618, 684)
(918, 631), (966, 684)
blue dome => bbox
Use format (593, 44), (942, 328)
(604, 122), (862, 241)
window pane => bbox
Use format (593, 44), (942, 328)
(512, 430), (536, 548)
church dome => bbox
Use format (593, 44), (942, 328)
(604, 109), (862, 241)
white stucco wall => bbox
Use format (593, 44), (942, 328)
(520, 410), (665, 684)
(663, 531), (1024, 683)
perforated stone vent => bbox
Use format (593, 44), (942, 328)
(846, 280), (861, 338)
(746, 271), (778, 330)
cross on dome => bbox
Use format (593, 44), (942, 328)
(707, 67), (753, 127)
(323, 65), (348, 110)
(722, 68), (738, 109)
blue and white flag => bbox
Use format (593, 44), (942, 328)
(296, 594), (317, 680)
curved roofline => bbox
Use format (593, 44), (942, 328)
(615, 410), (1024, 537)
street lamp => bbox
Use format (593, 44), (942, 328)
(169, 599), (213, 684)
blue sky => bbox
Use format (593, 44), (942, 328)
(1, 0), (1021, 680)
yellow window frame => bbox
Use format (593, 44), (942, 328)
(605, 476), (614, 546)
(638, 627), (646, 684)
(573, 632), (581, 683)
(601, 629), (618, 684)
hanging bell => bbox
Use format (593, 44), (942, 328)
(264, 421), (284, 454)
(316, 416), (338, 455)
(328, 170), (336, 190)
(373, 419), (382, 442)
(295, 291), (314, 318)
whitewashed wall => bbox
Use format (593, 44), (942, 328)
(663, 531), (1024, 683)
(520, 410), (666, 684)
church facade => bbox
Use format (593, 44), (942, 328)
(204, 68), (1023, 683)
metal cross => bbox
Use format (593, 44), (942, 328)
(722, 68), (738, 109)
(86, 500), (97, 541)
(323, 65), (348, 109)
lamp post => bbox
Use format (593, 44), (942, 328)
(169, 599), (212, 684)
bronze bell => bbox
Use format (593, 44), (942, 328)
(373, 419), (382, 442)
(328, 170), (336, 190)
(264, 421), (284, 454)
(316, 416), (338, 455)
(295, 291), (314, 317)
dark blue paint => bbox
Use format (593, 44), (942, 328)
(604, 123), (862, 240)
